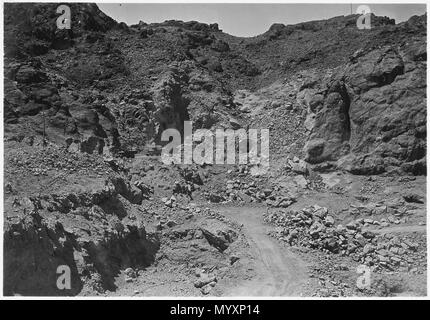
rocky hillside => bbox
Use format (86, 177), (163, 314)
(4, 3), (426, 173)
(3, 3), (426, 296)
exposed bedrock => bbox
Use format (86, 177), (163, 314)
(4, 177), (159, 296)
(304, 42), (426, 175)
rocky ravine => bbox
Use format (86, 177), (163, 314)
(3, 3), (427, 296)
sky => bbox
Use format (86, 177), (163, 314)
(97, 3), (426, 37)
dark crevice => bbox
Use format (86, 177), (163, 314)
(339, 83), (351, 142)
(368, 64), (405, 88)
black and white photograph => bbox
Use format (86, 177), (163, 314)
(1, 1), (427, 300)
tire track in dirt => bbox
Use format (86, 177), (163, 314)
(221, 206), (308, 296)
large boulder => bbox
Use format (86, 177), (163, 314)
(200, 221), (237, 252)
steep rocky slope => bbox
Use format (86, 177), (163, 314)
(3, 3), (426, 296)
(4, 3), (426, 172)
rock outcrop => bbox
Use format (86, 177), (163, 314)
(303, 37), (426, 175)
(4, 177), (159, 295)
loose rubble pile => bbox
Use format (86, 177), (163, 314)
(213, 178), (297, 208)
(344, 195), (426, 226)
(265, 205), (426, 274)
(187, 205), (243, 231)
(193, 270), (218, 295)
(225, 179), (273, 202)
(5, 143), (113, 178)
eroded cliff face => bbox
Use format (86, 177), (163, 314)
(303, 40), (426, 175)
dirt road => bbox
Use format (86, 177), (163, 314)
(221, 206), (308, 296)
